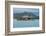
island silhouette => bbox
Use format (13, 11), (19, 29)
(13, 12), (39, 20)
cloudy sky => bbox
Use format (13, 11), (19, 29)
(13, 8), (39, 13)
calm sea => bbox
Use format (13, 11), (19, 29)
(13, 19), (39, 28)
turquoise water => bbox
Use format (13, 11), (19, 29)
(13, 19), (39, 28)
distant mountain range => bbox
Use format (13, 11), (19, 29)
(13, 12), (39, 17)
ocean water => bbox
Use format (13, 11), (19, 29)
(13, 19), (39, 28)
